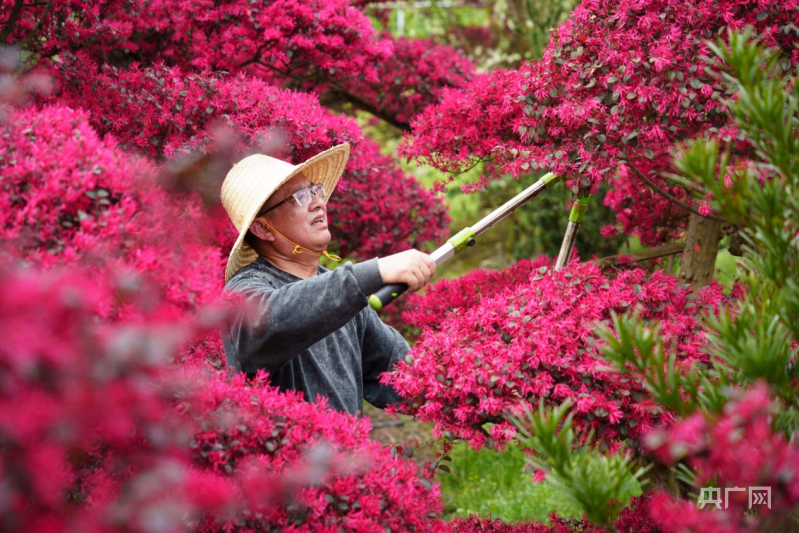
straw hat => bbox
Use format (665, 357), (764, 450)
(221, 143), (350, 282)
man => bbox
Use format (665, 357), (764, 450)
(220, 143), (435, 415)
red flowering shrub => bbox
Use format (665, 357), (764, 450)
(0, 104), (445, 529)
(384, 258), (724, 449)
(402, 66), (517, 180)
(330, 138), (449, 259)
(337, 35), (477, 127)
(1, 0), (388, 86)
(4, 1), (475, 131)
(7, 1), (458, 269)
(401, 257), (549, 331)
(51, 58), (448, 260)
(51, 57), (361, 161)
(601, 159), (689, 246)
(0, 265), (207, 532)
(181, 366), (445, 532)
(644, 384), (799, 532)
(0, 104), (147, 264)
(127, 0), (389, 88)
(0, 104), (226, 321)
(403, 0), (799, 240)
(0, 261), (446, 532)
(0, 0), (135, 56)
(449, 516), (555, 532)
(408, 0), (799, 182)
(0, 89), (446, 532)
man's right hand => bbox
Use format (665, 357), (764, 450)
(377, 249), (436, 292)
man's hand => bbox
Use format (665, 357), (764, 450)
(377, 249), (436, 292)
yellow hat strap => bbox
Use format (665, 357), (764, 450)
(262, 221), (342, 262)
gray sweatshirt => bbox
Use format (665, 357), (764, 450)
(221, 256), (408, 415)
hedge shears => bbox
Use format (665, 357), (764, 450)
(369, 172), (570, 311)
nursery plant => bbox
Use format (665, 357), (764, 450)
(390, 30), (799, 531)
(1, 0), (798, 531)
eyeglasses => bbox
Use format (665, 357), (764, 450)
(257, 183), (327, 217)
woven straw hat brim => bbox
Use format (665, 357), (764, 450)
(222, 143), (350, 282)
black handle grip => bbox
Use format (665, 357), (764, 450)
(369, 283), (409, 311)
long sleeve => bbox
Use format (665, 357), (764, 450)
(223, 259), (384, 375)
(361, 307), (409, 409)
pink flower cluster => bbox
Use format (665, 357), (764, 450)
(385, 258), (725, 449)
(8, 0), (475, 130)
(5, 1), (463, 285)
(602, 159), (689, 246)
(409, 0), (799, 182)
(2, 0), (389, 87)
(0, 102), (446, 531)
(401, 67), (518, 177)
(0, 265), (445, 532)
(0, 104), (226, 322)
(0, 0), (140, 58)
(52, 56), (362, 161)
(0, 265), (204, 532)
(342, 35), (477, 127)
(153, 0), (389, 85)
(645, 384), (799, 532)
(0, 105), (148, 264)
(183, 366), (445, 532)
(52, 57), (448, 262)
(403, 0), (798, 242)
(329, 138), (449, 261)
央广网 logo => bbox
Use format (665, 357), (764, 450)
(697, 486), (771, 509)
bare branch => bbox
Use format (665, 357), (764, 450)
(0, 0), (25, 43)
(593, 241), (685, 268)
(661, 172), (708, 195)
(627, 161), (728, 224)
(327, 88), (409, 130)
(19, 0), (53, 48)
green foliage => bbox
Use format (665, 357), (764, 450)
(508, 400), (648, 527)
(439, 441), (582, 523)
(713, 246), (743, 289)
(700, 29), (799, 435)
(599, 311), (704, 417)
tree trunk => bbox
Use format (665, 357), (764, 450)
(594, 241), (684, 268)
(679, 213), (722, 288)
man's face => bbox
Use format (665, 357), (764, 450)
(259, 173), (331, 252)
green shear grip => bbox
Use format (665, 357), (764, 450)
(568, 197), (590, 223)
(447, 227), (477, 254)
(369, 283), (407, 311)
(368, 294), (383, 311)
(540, 172), (562, 189)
